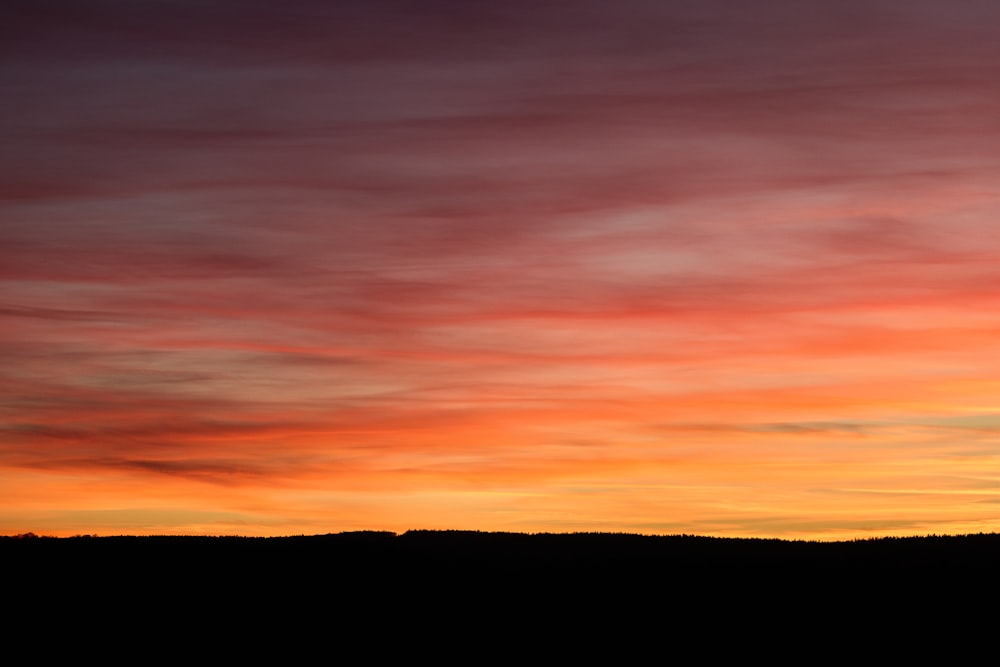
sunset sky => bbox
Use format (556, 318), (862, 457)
(4, 0), (1000, 539)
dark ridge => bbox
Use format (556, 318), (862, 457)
(6, 530), (998, 655)
(8, 527), (1000, 548)
(7, 529), (1000, 569)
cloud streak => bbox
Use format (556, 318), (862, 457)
(4, 0), (1000, 538)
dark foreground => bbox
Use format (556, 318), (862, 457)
(6, 530), (998, 657)
(8, 528), (1000, 578)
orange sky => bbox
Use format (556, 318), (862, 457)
(4, 0), (1000, 539)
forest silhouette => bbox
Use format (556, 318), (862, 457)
(6, 530), (996, 656)
(7, 529), (999, 594)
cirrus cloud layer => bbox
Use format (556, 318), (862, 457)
(4, 0), (1000, 538)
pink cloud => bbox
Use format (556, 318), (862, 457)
(5, 0), (1000, 537)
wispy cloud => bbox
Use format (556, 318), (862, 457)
(4, 0), (1000, 537)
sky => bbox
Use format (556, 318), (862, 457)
(4, 0), (1000, 539)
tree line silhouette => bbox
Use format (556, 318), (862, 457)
(6, 529), (997, 658)
(7, 529), (1000, 585)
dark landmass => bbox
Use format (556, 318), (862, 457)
(7, 529), (1000, 589)
(6, 530), (997, 655)
(8, 528), (1000, 564)
(8, 527), (1000, 556)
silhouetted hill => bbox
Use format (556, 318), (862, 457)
(6, 530), (997, 659)
(7, 529), (1000, 587)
